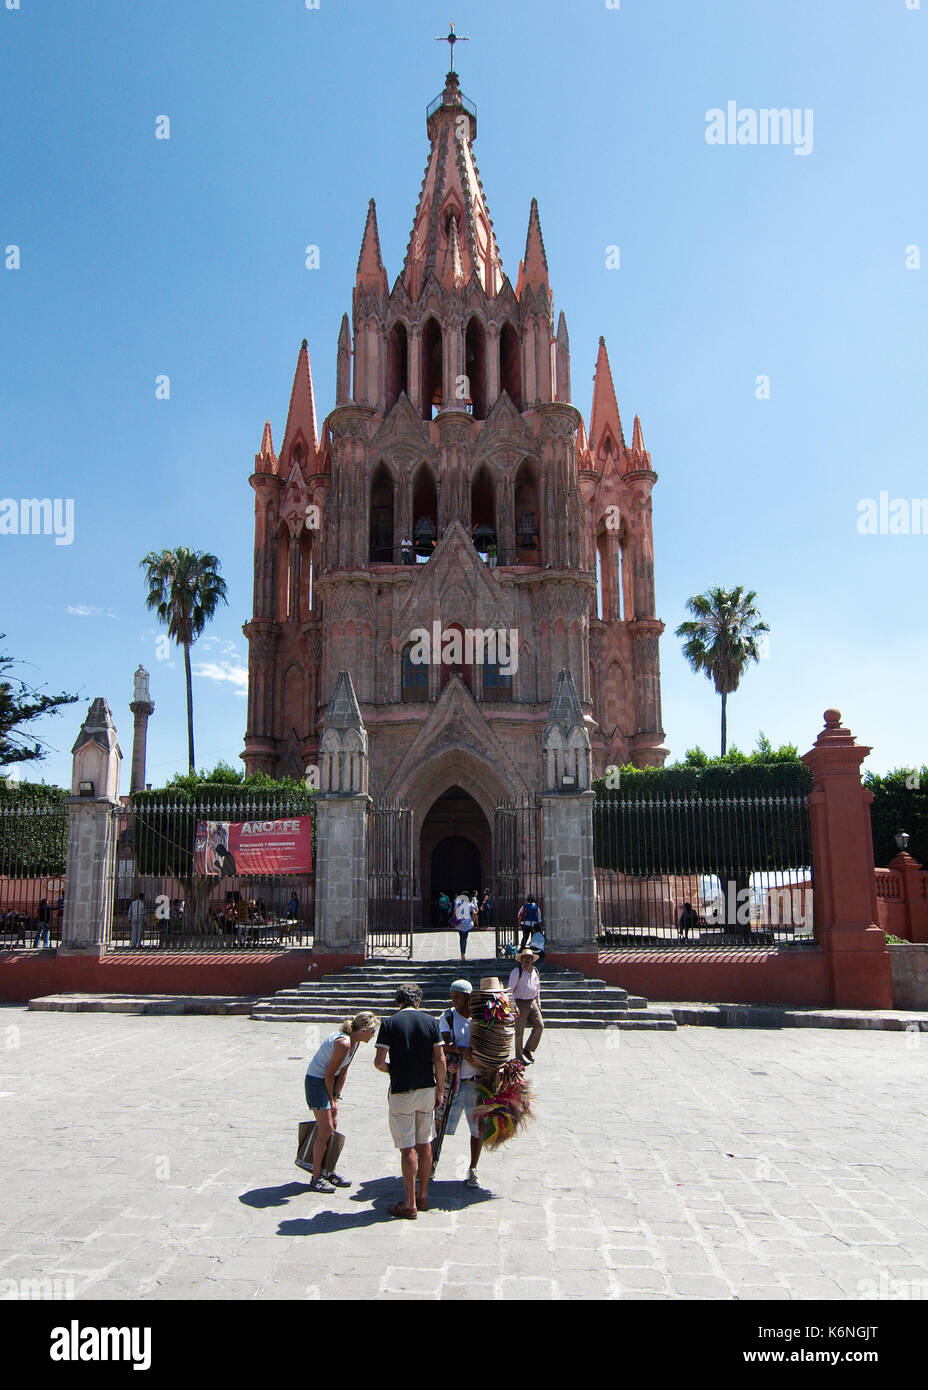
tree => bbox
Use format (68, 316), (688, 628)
(140, 548), (229, 773)
(0, 636), (78, 770)
(675, 586), (770, 756)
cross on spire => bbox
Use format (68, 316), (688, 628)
(435, 20), (469, 73)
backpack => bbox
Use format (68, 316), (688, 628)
(523, 902), (540, 925)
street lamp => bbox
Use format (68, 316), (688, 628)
(895, 830), (910, 853)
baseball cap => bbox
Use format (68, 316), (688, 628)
(450, 979), (473, 994)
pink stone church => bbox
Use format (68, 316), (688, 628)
(243, 69), (667, 907)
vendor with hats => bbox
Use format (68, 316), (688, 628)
(433, 979), (484, 1189)
(508, 949), (544, 1064)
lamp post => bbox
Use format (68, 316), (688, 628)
(895, 831), (910, 854)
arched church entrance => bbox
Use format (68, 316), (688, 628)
(418, 786), (491, 929)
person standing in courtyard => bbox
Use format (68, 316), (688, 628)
(32, 897), (51, 949)
(301, 1012), (379, 1193)
(455, 891), (475, 960)
(434, 980), (484, 1190)
(517, 894), (542, 951)
(508, 948), (544, 1065)
(374, 983), (446, 1219)
(129, 891), (146, 948)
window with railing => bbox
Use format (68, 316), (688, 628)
(401, 646), (429, 702)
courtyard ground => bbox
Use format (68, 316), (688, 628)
(1, 1004), (927, 1302)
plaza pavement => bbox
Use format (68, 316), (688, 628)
(1, 1003), (927, 1301)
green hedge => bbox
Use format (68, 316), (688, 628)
(0, 782), (68, 876)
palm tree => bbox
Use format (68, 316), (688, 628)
(675, 586), (769, 756)
(140, 548), (229, 772)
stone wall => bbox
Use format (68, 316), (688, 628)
(889, 943), (928, 1009)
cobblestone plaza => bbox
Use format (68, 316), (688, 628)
(2, 1007), (927, 1302)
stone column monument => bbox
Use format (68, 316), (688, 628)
(129, 665), (155, 794)
(540, 669), (598, 953)
(313, 671), (370, 956)
(61, 698), (122, 952)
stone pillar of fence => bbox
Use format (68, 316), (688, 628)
(540, 670), (598, 952)
(801, 708), (893, 1009)
(312, 672), (369, 956)
(61, 698), (122, 952)
(887, 850), (928, 943)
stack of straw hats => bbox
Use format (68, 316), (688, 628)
(468, 976), (514, 1077)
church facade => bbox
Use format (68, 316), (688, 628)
(242, 70), (667, 913)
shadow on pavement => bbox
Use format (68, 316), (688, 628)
(239, 1181), (312, 1209)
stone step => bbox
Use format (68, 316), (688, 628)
(250, 956), (677, 1030)
(251, 1007), (676, 1029)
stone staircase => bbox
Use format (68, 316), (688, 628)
(250, 957), (677, 1029)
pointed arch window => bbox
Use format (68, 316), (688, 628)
(499, 323), (522, 411)
(385, 321), (409, 415)
(412, 463), (438, 561)
(465, 318), (488, 419)
(513, 461), (540, 564)
(369, 463), (395, 563)
(470, 463), (496, 565)
(421, 317), (443, 420)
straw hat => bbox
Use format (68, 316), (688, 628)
(517, 948), (538, 962)
(479, 976), (504, 992)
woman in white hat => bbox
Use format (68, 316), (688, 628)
(507, 949), (544, 1064)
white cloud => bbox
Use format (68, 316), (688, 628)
(193, 659), (248, 692)
(67, 604), (117, 618)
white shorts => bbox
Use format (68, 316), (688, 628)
(388, 1086), (436, 1149)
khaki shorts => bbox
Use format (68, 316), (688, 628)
(388, 1086), (437, 1149)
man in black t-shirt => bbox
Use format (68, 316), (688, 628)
(375, 983), (447, 1219)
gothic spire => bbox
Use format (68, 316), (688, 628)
(280, 339), (318, 472)
(555, 310), (571, 404)
(355, 198), (388, 295)
(254, 420), (277, 474)
(630, 414), (652, 467)
(519, 197), (549, 296)
(589, 336), (626, 460)
(402, 70), (503, 300)
(440, 211), (466, 289)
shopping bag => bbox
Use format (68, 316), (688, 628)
(296, 1120), (345, 1171)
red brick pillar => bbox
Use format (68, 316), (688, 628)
(888, 852), (928, 943)
(801, 709), (893, 1008)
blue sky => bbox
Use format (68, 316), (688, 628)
(1, 0), (925, 789)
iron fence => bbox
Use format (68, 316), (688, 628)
(593, 791), (813, 948)
(493, 798), (544, 959)
(0, 798), (67, 949)
(368, 802), (413, 958)
(110, 792), (315, 951)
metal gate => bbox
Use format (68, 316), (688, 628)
(493, 798), (543, 959)
(367, 802), (413, 958)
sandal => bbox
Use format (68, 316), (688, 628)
(389, 1202), (417, 1220)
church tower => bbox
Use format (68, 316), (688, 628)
(243, 67), (666, 907)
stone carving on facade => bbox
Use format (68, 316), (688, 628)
(542, 669), (592, 793)
(319, 670), (368, 795)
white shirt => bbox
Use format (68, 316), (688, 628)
(441, 1007), (476, 1080)
(456, 899), (474, 928)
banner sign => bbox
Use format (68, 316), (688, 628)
(194, 818), (313, 877)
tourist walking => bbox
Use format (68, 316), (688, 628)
(678, 901), (700, 940)
(508, 948), (544, 1064)
(481, 890), (494, 934)
(437, 890), (451, 929)
(434, 979), (484, 1189)
(517, 895), (542, 951)
(129, 892), (146, 948)
(32, 897), (51, 949)
(301, 1012), (379, 1193)
(455, 891), (476, 959)
(374, 983), (446, 1219)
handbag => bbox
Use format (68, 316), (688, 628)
(296, 1120), (345, 1172)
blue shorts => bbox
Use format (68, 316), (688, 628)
(445, 1078), (481, 1138)
(304, 1075), (331, 1110)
